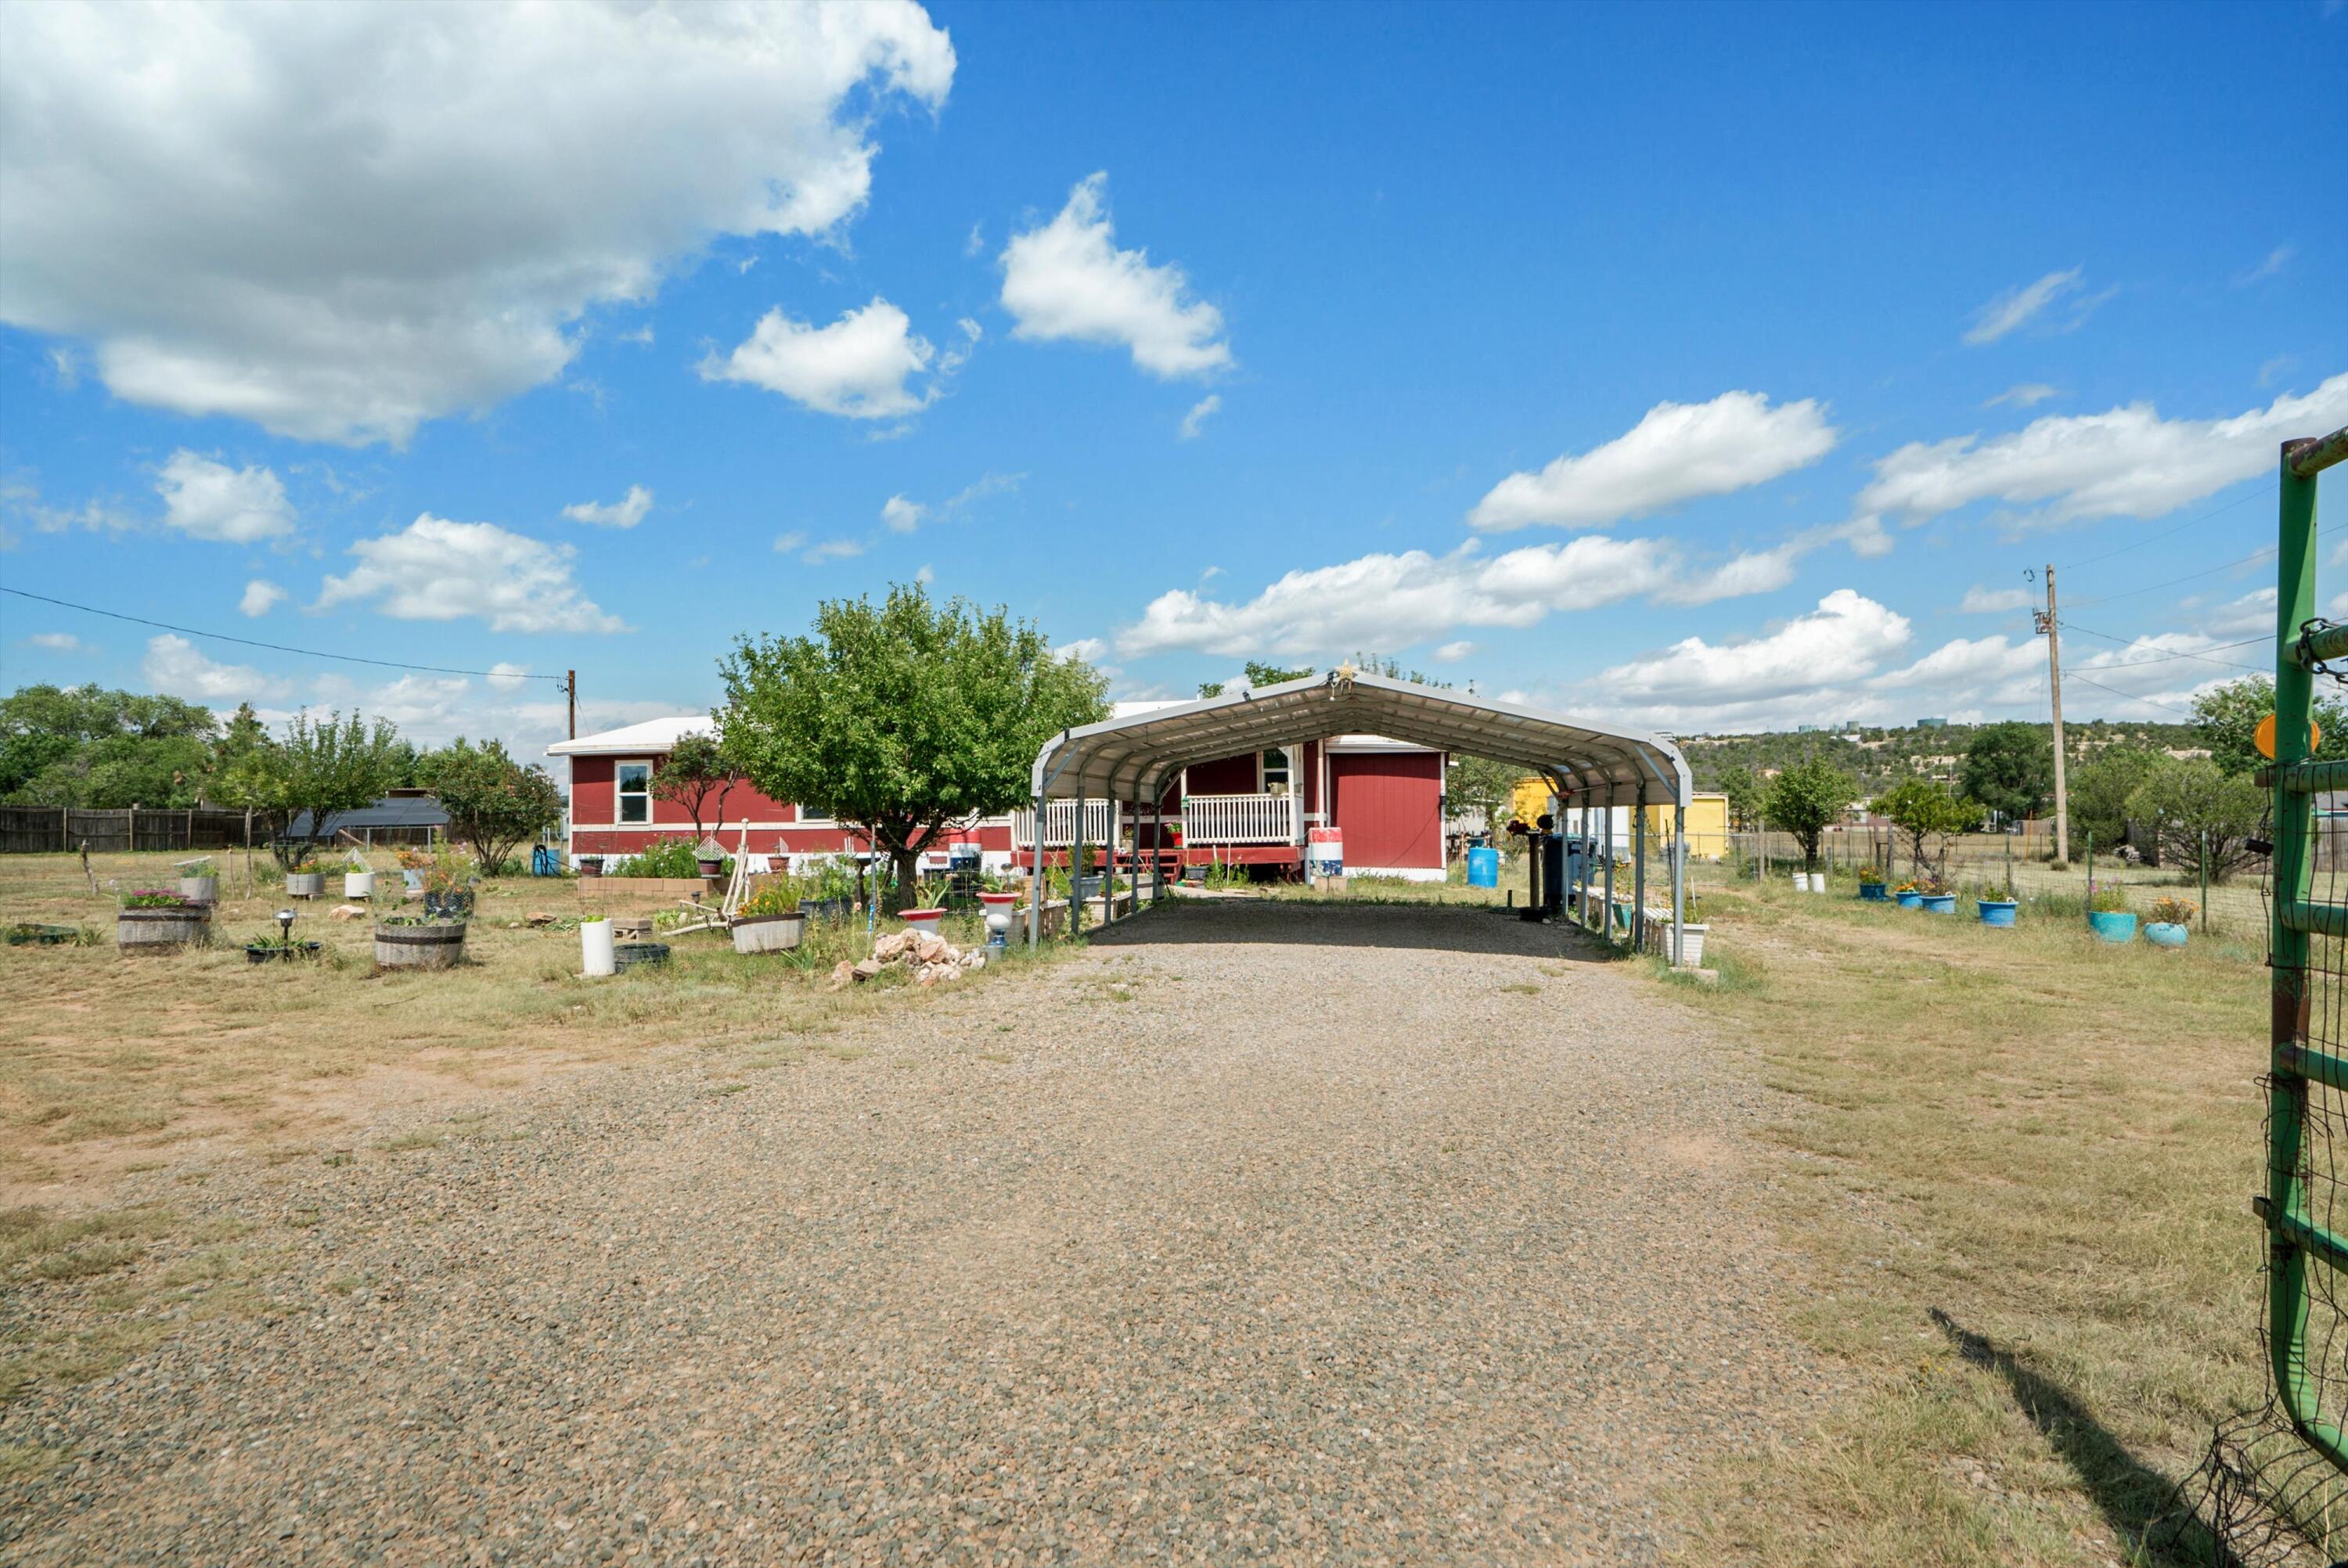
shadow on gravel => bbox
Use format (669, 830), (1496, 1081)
(1931, 1308), (2223, 1566)
(1085, 897), (1620, 961)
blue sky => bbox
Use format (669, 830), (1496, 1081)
(2, 0), (2343, 757)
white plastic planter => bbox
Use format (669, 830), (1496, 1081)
(1791, 872), (1811, 892)
(581, 918), (616, 976)
(1675, 922), (1709, 967)
(344, 870), (376, 898)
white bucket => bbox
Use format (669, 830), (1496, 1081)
(581, 918), (615, 977)
(1792, 872), (1810, 892)
(344, 870), (376, 898)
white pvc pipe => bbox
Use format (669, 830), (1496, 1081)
(581, 917), (615, 977)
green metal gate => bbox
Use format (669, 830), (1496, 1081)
(2262, 425), (2348, 1469)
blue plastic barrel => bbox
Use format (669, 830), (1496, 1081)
(1467, 845), (1500, 887)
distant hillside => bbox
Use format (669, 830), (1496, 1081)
(1673, 718), (2202, 794)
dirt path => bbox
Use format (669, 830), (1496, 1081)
(2, 899), (1826, 1565)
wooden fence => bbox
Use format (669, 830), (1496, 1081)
(0, 806), (256, 854)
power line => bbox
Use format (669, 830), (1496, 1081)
(1, 585), (567, 682)
(2057, 620), (2269, 674)
(2066, 672), (2199, 717)
(2060, 485), (2274, 570)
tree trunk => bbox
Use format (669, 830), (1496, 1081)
(883, 843), (920, 915)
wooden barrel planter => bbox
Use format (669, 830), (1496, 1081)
(373, 922), (468, 970)
(118, 906), (211, 951)
(614, 940), (670, 973)
(731, 912), (805, 955)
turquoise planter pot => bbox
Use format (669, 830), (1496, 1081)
(1921, 894), (1957, 915)
(2145, 921), (2189, 948)
(1895, 890), (1925, 909)
(1859, 883), (1887, 901)
(1977, 900), (2018, 927)
(2088, 911), (2137, 943)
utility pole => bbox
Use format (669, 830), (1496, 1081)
(566, 670), (577, 740)
(2036, 565), (2069, 867)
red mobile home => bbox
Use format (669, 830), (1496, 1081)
(546, 706), (1449, 881)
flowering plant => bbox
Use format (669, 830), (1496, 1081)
(122, 888), (195, 909)
(2149, 895), (2195, 926)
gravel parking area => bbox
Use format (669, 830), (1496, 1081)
(3, 897), (1824, 1566)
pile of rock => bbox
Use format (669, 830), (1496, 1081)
(831, 927), (989, 987)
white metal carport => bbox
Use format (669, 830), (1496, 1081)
(1025, 671), (1697, 960)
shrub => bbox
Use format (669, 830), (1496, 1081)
(605, 837), (711, 879)
(121, 888), (193, 909)
(736, 882), (805, 918)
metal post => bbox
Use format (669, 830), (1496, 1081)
(2200, 827), (2209, 934)
(1028, 794), (1045, 948)
(1633, 786), (1648, 952)
(1670, 800), (1687, 967)
(1108, 794), (1122, 922)
(1602, 794), (1615, 944)
(2044, 565), (2069, 867)
(1071, 793), (1086, 937)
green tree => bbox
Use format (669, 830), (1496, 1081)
(1716, 764), (1767, 833)
(1763, 757), (1858, 872)
(2123, 757), (2264, 882)
(2194, 674), (2348, 777)
(652, 730), (734, 842)
(421, 737), (565, 872)
(217, 711), (403, 867)
(1445, 756), (1523, 839)
(1196, 681), (1226, 698)
(717, 584), (1111, 913)
(1960, 721), (2054, 825)
(1875, 779), (1982, 884)
(2065, 746), (2155, 855)
(1, 684), (218, 806)
(1243, 661), (1314, 688)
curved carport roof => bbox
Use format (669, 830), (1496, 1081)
(1029, 671), (1691, 807)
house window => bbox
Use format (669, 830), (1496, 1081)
(616, 761), (652, 824)
(1261, 746), (1292, 797)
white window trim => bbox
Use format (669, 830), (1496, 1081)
(614, 757), (654, 826)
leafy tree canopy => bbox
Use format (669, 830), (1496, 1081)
(1716, 764), (1767, 833)
(652, 730), (736, 843)
(422, 737), (564, 872)
(2, 684), (219, 805)
(2066, 746), (2159, 854)
(717, 584), (1110, 912)
(1763, 757), (1858, 871)
(1960, 720), (2055, 823)
(1874, 779), (1982, 881)
(217, 710), (403, 867)
(1446, 755), (1523, 836)
(2194, 674), (2348, 777)
(2123, 757), (2264, 883)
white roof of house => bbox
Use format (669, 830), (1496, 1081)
(546, 715), (712, 757)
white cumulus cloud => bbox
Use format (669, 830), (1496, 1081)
(1055, 638), (1109, 663)
(156, 451), (294, 542)
(0, 2), (953, 445)
(563, 484), (652, 528)
(1597, 591), (1914, 707)
(317, 514), (625, 633)
(141, 633), (288, 702)
(26, 631), (82, 651)
(1468, 391), (1837, 531)
(1856, 372), (2348, 529)
(1179, 395), (1220, 440)
(702, 298), (938, 419)
(239, 579), (286, 617)
(881, 494), (926, 533)
(1000, 173), (1230, 379)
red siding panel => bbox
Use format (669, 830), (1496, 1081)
(1327, 753), (1445, 871)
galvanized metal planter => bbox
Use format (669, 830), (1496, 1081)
(285, 872), (326, 899)
(373, 922), (467, 970)
(118, 906), (211, 951)
(178, 875), (219, 905)
(731, 912), (805, 955)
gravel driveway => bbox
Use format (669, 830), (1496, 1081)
(3, 898), (1822, 1566)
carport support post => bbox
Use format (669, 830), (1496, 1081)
(1670, 801), (1687, 967)
(1633, 786), (1648, 953)
(1028, 794), (1045, 948)
(1071, 793), (1086, 937)
(1602, 797), (1615, 945)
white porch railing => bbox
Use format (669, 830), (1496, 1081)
(1011, 798), (1115, 850)
(1181, 793), (1297, 846)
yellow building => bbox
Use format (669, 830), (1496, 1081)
(1502, 776), (1730, 861)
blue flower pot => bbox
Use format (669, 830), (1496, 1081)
(1921, 894), (1957, 915)
(2145, 921), (2189, 948)
(1895, 890), (1925, 909)
(1859, 882), (1887, 901)
(2088, 911), (2137, 943)
(1976, 899), (2018, 927)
